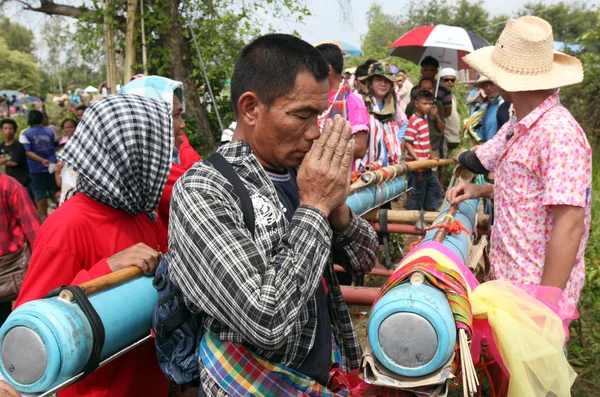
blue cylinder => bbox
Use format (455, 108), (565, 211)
(419, 200), (478, 264)
(368, 278), (456, 377)
(0, 276), (156, 393)
(346, 177), (406, 215)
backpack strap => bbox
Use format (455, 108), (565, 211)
(204, 152), (255, 237)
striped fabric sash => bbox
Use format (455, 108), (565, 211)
(374, 255), (473, 337)
(200, 331), (351, 397)
(329, 80), (352, 121)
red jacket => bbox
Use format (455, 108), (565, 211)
(157, 134), (201, 240)
(16, 194), (170, 397)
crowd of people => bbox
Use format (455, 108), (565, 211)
(0, 15), (593, 397)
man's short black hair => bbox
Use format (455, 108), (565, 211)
(416, 90), (434, 101)
(419, 77), (436, 87)
(315, 43), (344, 75)
(76, 105), (88, 112)
(354, 59), (378, 79)
(28, 110), (44, 126)
(0, 118), (17, 131)
(420, 56), (440, 68)
(230, 34), (329, 114)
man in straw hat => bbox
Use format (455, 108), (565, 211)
(448, 16), (591, 345)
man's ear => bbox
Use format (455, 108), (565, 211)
(237, 92), (262, 127)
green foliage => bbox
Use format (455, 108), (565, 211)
(0, 37), (42, 91)
(360, 4), (404, 60)
(0, 16), (35, 55)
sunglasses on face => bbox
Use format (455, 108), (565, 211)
(443, 78), (456, 83)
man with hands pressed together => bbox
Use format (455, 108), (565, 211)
(447, 16), (591, 340)
(168, 34), (378, 395)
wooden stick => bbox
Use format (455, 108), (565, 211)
(460, 330), (479, 394)
(458, 330), (469, 397)
(362, 210), (490, 229)
(433, 205), (458, 242)
(79, 266), (144, 296)
(349, 159), (456, 193)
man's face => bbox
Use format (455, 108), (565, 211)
(2, 123), (15, 141)
(420, 80), (435, 94)
(441, 75), (455, 89)
(421, 65), (438, 79)
(76, 109), (85, 121)
(395, 74), (405, 89)
(371, 75), (392, 98)
(172, 95), (185, 149)
(481, 82), (499, 99)
(251, 71), (328, 170)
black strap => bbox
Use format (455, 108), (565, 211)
(205, 153), (255, 237)
(154, 309), (191, 338)
(379, 209), (391, 268)
(60, 286), (106, 378)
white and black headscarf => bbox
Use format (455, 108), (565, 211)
(59, 94), (173, 216)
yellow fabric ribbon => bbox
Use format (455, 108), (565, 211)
(471, 281), (576, 397)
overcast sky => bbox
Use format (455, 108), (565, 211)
(271, 0), (593, 46)
(4, 0), (594, 57)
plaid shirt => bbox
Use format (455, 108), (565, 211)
(169, 141), (377, 392)
(0, 174), (40, 256)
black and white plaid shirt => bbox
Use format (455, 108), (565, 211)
(168, 140), (378, 379)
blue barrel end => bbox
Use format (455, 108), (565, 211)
(368, 278), (456, 377)
(0, 276), (158, 393)
(0, 299), (92, 392)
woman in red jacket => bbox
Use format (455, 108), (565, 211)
(118, 75), (201, 239)
(12, 94), (174, 397)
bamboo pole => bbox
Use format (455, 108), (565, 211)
(58, 266), (144, 302)
(350, 159), (456, 193)
(363, 209), (489, 229)
(140, 0), (148, 75)
(433, 205), (458, 242)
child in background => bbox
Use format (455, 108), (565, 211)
(404, 90), (442, 211)
(59, 118), (77, 145)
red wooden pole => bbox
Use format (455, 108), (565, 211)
(340, 286), (380, 306)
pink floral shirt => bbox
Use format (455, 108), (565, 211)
(476, 93), (592, 314)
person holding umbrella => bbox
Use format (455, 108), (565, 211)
(410, 57), (453, 117)
(358, 61), (408, 170)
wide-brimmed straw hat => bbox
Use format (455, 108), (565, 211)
(463, 16), (583, 92)
(359, 62), (400, 82)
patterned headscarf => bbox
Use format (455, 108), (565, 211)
(59, 95), (173, 216)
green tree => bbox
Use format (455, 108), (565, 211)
(0, 37), (42, 91)
(360, 4), (404, 60)
(0, 16), (35, 54)
(450, 0), (489, 34)
(41, 16), (69, 93)
(9, 0), (311, 152)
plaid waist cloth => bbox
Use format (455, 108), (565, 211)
(200, 332), (407, 397)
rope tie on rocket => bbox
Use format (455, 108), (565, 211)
(409, 214), (470, 251)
